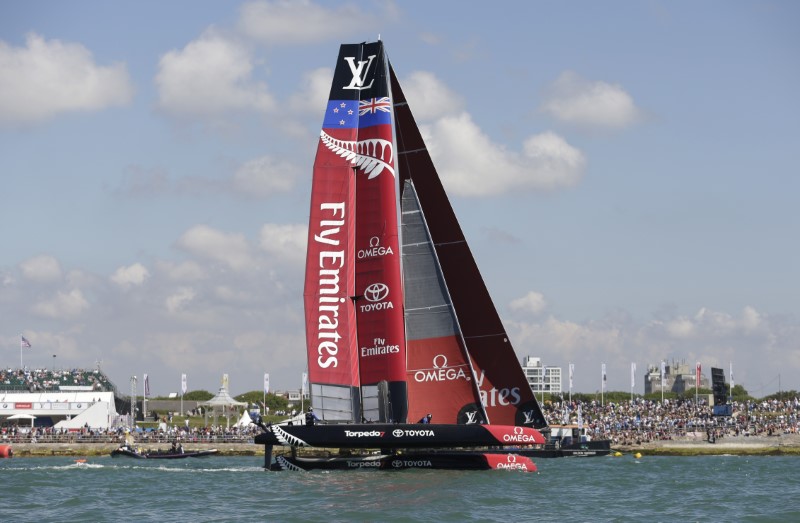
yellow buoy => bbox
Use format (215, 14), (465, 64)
(613, 451), (623, 457)
(634, 452), (642, 459)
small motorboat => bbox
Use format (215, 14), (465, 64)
(110, 445), (218, 459)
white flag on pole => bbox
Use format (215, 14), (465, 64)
(631, 362), (636, 388)
(181, 373), (187, 395)
(302, 372), (308, 396)
(264, 373), (270, 394)
(569, 363), (574, 390)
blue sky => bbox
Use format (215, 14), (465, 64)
(1, 1), (798, 397)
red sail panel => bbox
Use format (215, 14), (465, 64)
(316, 41), (407, 422)
(390, 64), (547, 428)
(305, 130), (358, 390)
(354, 122), (407, 386)
(406, 335), (486, 425)
(401, 179), (486, 425)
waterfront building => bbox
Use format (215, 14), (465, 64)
(521, 356), (562, 394)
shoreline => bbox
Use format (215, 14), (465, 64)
(612, 433), (800, 456)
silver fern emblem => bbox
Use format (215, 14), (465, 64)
(271, 425), (310, 447)
(320, 130), (395, 179)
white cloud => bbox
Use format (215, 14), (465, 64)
(541, 71), (642, 129)
(424, 113), (585, 196)
(510, 291), (547, 316)
(156, 260), (208, 282)
(110, 263), (150, 290)
(232, 155), (299, 197)
(166, 287), (196, 314)
(259, 223), (307, 264)
(20, 255), (62, 283)
(238, 0), (384, 44)
(401, 71), (464, 120)
(288, 67), (333, 115)
(176, 225), (254, 271)
(0, 33), (133, 126)
(506, 305), (797, 393)
(32, 289), (89, 318)
(156, 31), (274, 118)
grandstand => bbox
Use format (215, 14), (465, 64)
(0, 367), (127, 430)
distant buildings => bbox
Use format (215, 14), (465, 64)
(644, 359), (709, 394)
(518, 357), (710, 396)
(521, 356), (562, 394)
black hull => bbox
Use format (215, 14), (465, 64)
(254, 423), (544, 449)
(271, 451), (537, 472)
(110, 448), (219, 459)
(508, 440), (612, 458)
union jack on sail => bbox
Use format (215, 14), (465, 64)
(359, 96), (391, 115)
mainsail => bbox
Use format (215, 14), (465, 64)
(305, 40), (546, 428)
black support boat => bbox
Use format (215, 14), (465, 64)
(110, 445), (219, 459)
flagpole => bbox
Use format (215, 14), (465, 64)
(695, 362), (699, 406)
(601, 363), (606, 407)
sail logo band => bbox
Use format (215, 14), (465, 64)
(363, 282), (389, 302)
(357, 236), (394, 259)
(475, 370), (521, 407)
(414, 354), (470, 383)
(320, 130), (395, 179)
(343, 54), (376, 90)
(361, 335), (400, 357)
(359, 282), (394, 313)
(314, 202), (347, 370)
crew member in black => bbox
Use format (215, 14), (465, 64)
(305, 407), (321, 426)
(418, 413), (432, 424)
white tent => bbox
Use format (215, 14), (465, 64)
(235, 410), (253, 428)
(7, 413), (36, 428)
(53, 401), (112, 430)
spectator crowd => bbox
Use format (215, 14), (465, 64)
(1, 367), (113, 392)
(541, 396), (800, 445)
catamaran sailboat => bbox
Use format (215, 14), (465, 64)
(254, 40), (548, 472)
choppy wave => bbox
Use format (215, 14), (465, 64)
(1, 455), (799, 522)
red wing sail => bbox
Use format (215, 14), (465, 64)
(390, 64), (547, 428)
(307, 42), (407, 422)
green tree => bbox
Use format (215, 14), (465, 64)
(730, 384), (751, 401)
(183, 390), (213, 401)
(235, 391), (265, 406)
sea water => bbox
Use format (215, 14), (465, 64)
(1, 455), (798, 522)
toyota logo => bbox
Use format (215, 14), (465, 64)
(392, 429), (404, 437)
(364, 283), (389, 302)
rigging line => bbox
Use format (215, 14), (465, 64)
(463, 333), (508, 339)
(399, 147), (426, 155)
(405, 304), (450, 312)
